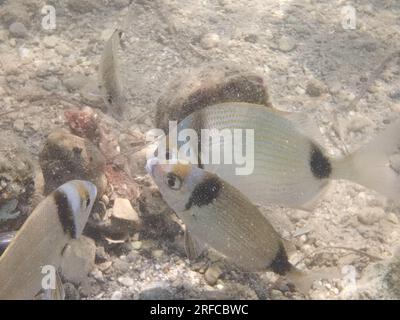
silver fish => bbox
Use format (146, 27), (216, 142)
(99, 29), (126, 120)
(166, 102), (400, 210)
(0, 180), (97, 300)
(146, 159), (333, 291)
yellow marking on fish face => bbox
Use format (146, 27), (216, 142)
(171, 163), (192, 180)
(72, 181), (90, 207)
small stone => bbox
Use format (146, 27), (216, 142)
(90, 268), (104, 282)
(306, 80), (324, 97)
(55, 43), (73, 57)
(357, 207), (385, 226)
(9, 22), (28, 38)
(387, 213), (399, 225)
(63, 73), (88, 92)
(200, 33), (220, 49)
(112, 198), (141, 226)
(204, 265), (223, 286)
(270, 289), (287, 300)
(139, 282), (174, 300)
(278, 36), (296, 52)
(151, 249), (164, 259)
(131, 240), (142, 250)
(111, 291), (123, 300)
(347, 115), (373, 132)
(43, 35), (58, 48)
(13, 119), (24, 132)
(118, 276), (134, 287)
(67, 0), (100, 13)
(113, 258), (130, 274)
(60, 236), (96, 285)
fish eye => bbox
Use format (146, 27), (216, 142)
(165, 173), (182, 190)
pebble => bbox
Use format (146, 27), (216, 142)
(113, 258), (131, 274)
(387, 213), (399, 225)
(131, 240), (142, 250)
(151, 249), (164, 259)
(60, 236), (96, 285)
(139, 282), (174, 300)
(347, 115), (373, 132)
(111, 291), (123, 300)
(204, 265), (223, 286)
(306, 80), (324, 97)
(278, 36), (296, 52)
(112, 198), (142, 228)
(67, 0), (100, 14)
(63, 73), (89, 92)
(118, 276), (134, 287)
(13, 119), (24, 132)
(9, 22), (28, 38)
(200, 33), (220, 49)
(357, 207), (385, 226)
(43, 35), (59, 48)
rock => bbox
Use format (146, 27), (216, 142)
(43, 35), (58, 48)
(155, 62), (273, 132)
(113, 258), (130, 274)
(9, 22), (28, 38)
(139, 282), (174, 300)
(387, 213), (399, 224)
(90, 268), (104, 282)
(63, 74), (89, 92)
(13, 119), (24, 132)
(200, 33), (220, 49)
(111, 291), (123, 300)
(67, 0), (100, 14)
(357, 207), (385, 225)
(204, 265), (223, 286)
(0, 132), (42, 232)
(61, 236), (96, 285)
(131, 240), (142, 250)
(118, 276), (134, 287)
(112, 198), (142, 228)
(347, 115), (373, 132)
(55, 43), (73, 57)
(39, 129), (106, 197)
(306, 80), (325, 97)
(278, 36), (296, 52)
(356, 257), (400, 299)
(151, 249), (164, 259)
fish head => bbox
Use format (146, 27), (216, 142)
(146, 157), (205, 213)
(56, 180), (97, 238)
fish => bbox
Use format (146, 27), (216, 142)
(99, 29), (126, 120)
(0, 231), (16, 256)
(0, 180), (97, 300)
(146, 158), (335, 292)
(162, 102), (400, 210)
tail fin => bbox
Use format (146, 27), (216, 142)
(286, 266), (341, 295)
(332, 119), (400, 201)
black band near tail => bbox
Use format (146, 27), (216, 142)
(310, 143), (332, 179)
(270, 244), (292, 276)
(54, 190), (76, 238)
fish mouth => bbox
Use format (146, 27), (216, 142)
(145, 157), (160, 177)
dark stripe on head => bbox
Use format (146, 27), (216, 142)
(191, 111), (204, 169)
(185, 176), (222, 210)
(270, 244), (292, 276)
(310, 143), (332, 179)
(53, 190), (76, 238)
